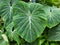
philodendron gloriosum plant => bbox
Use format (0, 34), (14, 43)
(0, 0), (60, 45)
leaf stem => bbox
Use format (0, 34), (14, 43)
(30, 0), (36, 3)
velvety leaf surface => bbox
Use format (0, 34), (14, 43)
(0, 0), (12, 27)
(13, 1), (46, 42)
(48, 24), (60, 41)
(0, 0), (21, 27)
(6, 22), (21, 45)
(43, 6), (60, 28)
(0, 0), (21, 45)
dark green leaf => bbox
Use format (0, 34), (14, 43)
(48, 24), (60, 41)
(13, 1), (46, 42)
(43, 6), (60, 28)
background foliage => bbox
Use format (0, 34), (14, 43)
(0, 0), (60, 45)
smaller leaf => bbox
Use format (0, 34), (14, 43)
(6, 22), (21, 45)
(48, 24), (60, 41)
(43, 6), (60, 28)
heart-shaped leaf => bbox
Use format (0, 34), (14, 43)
(0, 0), (21, 44)
(43, 6), (60, 28)
(13, 1), (46, 42)
(0, 0), (21, 27)
(6, 22), (21, 45)
(0, 0), (12, 26)
(47, 24), (60, 41)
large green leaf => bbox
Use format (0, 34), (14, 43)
(13, 1), (46, 42)
(0, 0), (12, 27)
(47, 24), (60, 41)
(43, 6), (60, 28)
(6, 22), (21, 45)
(0, 0), (21, 27)
(0, 0), (21, 45)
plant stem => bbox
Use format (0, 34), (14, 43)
(30, 0), (36, 3)
(30, 0), (31, 2)
(32, 0), (36, 3)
